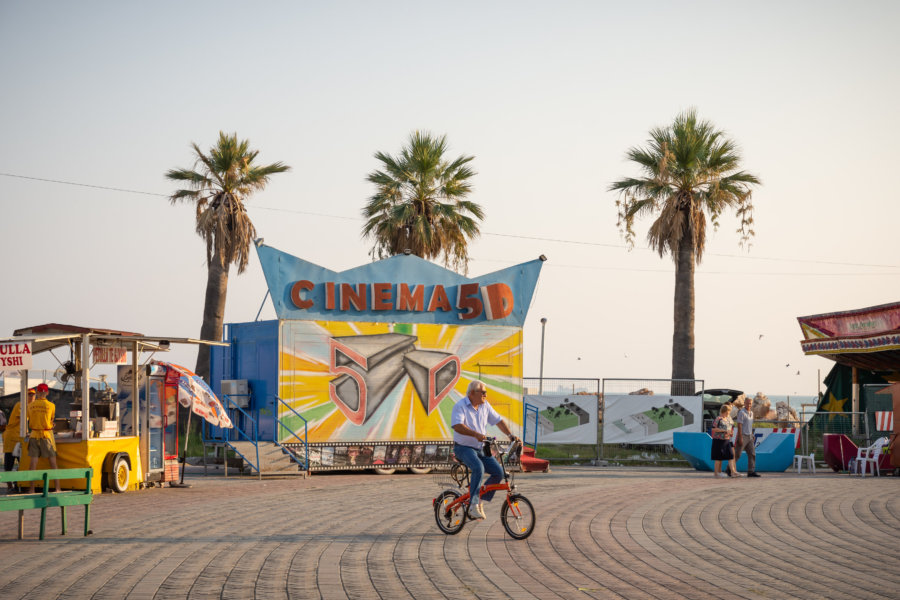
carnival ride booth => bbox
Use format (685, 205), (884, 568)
(207, 242), (544, 474)
(0, 324), (227, 492)
(798, 302), (900, 473)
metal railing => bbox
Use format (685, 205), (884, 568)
(203, 394), (260, 477)
(522, 403), (538, 450)
(274, 396), (309, 472)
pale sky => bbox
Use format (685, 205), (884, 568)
(1, 1), (898, 396)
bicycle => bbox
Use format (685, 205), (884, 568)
(432, 437), (536, 539)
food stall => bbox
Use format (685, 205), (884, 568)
(798, 301), (900, 469)
(0, 324), (226, 492)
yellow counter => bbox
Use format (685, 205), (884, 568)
(21, 436), (142, 493)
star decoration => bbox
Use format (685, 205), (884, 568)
(821, 392), (847, 414)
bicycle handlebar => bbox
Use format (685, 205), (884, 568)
(482, 436), (521, 456)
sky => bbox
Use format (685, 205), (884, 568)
(1, 1), (898, 397)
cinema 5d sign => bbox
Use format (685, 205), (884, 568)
(289, 280), (515, 321)
(256, 244), (544, 327)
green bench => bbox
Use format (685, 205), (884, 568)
(0, 468), (93, 540)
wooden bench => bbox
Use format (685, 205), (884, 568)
(0, 468), (93, 540)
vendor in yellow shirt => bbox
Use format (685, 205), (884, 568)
(3, 387), (35, 492)
(27, 383), (61, 493)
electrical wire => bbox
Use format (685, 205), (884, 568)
(3, 171), (899, 270)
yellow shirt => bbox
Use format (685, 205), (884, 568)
(2, 402), (23, 448)
(27, 397), (55, 440)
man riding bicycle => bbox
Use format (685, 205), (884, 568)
(451, 380), (519, 520)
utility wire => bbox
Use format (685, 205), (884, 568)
(3, 171), (899, 270)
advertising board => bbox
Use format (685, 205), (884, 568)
(603, 394), (702, 444)
(524, 394), (597, 444)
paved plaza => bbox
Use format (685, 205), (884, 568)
(1, 466), (898, 599)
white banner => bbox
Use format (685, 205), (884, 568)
(0, 341), (32, 372)
(524, 395), (598, 444)
(603, 394), (702, 444)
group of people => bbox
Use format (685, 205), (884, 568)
(2, 383), (61, 493)
(710, 394), (760, 478)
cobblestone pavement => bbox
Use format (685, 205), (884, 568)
(1, 466), (898, 599)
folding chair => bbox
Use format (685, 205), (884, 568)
(857, 437), (889, 477)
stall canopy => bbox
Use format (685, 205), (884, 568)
(797, 301), (900, 374)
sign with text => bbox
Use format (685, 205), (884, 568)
(92, 346), (128, 364)
(256, 244), (543, 326)
(0, 341), (32, 372)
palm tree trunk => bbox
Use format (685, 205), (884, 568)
(671, 219), (696, 395)
(195, 247), (229, 382)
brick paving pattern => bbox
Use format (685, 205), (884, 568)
(1, 467), (898, 599)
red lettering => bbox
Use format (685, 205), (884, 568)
(371, 283), (392, 311)
(427, 285), (452, 312)
(481, 283), (514, 320)
(340, 283), (367, 311)
(290, 280), (315, 309)
(398, 284), (424, 311)
(456, 283), (483, 320)
(325, 282), (336, 310)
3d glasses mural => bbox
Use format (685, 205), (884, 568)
(280, 320), (522, 443)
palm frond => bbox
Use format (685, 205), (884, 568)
(362, 131), (482, 273)
(166, 132), (289, 272)
(610, 109), (760, 263)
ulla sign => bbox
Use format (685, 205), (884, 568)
(0, 341), (32, 371)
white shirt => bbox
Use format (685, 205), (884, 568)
(451, 395), (503, 449)
(736, 408), (754, 439)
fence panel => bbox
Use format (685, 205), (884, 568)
(523, 378), (600, 463)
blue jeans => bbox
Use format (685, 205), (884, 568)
(454, 443), (504, 504)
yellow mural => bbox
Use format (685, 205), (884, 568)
(278, 320), (523, 443)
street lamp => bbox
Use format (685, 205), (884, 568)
(539, 317), (547, 394)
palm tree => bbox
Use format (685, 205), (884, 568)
(362, 131), (483, 273)
(609, 109), (760, 391)
(166, 131), (290, 381)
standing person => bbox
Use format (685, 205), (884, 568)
(3, 388), (35, 492)
(735, 394), (760, 477)
(27, 383), (61, 493)
(710, 403), (735, 479)
(451, 380), (519, 520)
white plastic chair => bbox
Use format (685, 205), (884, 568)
(794, 453), (815, 474)
(856, 437), (889, 477)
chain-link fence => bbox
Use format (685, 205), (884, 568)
(601, 378), (705, 397)
(523, 378), (601, 396)
(520, 376), (893, 470)
(595, 379), (705, 465)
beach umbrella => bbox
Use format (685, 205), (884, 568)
(153, 361), (233, 485)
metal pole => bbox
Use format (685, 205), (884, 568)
(131, 342), (139, 437)
(539, 318), (547, 394)
(254, 290), (270, 322)
(81, 334), (90, 437)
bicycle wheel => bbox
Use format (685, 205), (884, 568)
(500, 493), (535, 539)
(434, 490), (466, 534)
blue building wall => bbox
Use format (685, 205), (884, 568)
(210, 319), (279, 440)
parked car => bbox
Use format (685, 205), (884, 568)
(696, 388), (744, 432)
